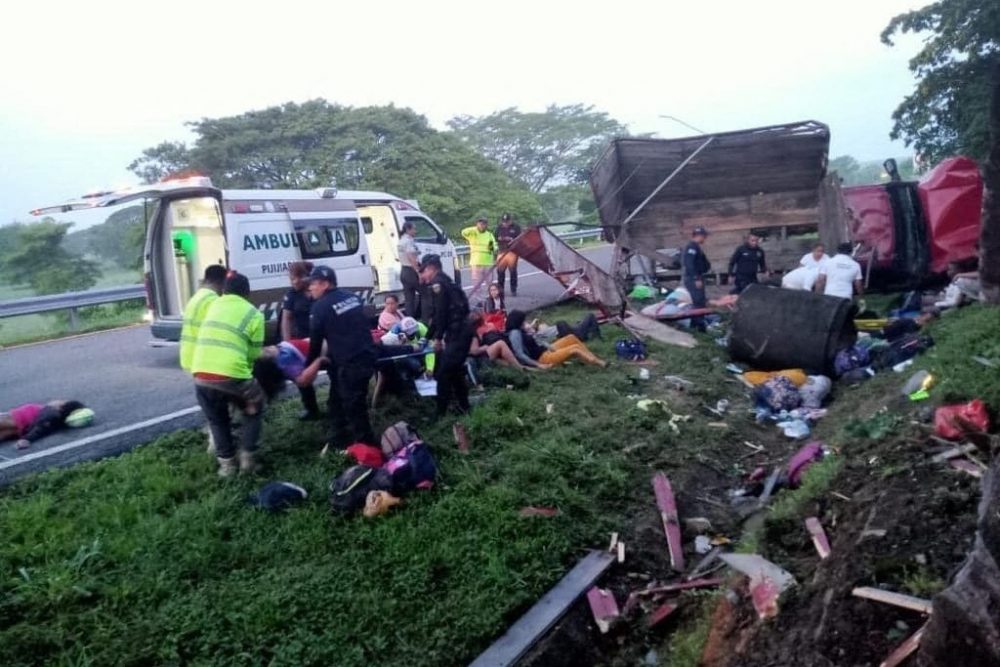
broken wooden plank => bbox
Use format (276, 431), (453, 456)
(617, 541), (625, 564)
(950, 458), (984, 478)
(652, 472), (685, 571)
(646, 601), (680, 628)
(635, 577), (725, 597)
(468, 551), (616, 667)
(586, 587), (621, 634)
(880, 623), (927, 667)
(805, 517), (831, 559)
(930, 443), (978, 463)
(686, 546), (723, 581)
(851, 587), (933, 615)
(720, 553), (797, 619)
(608, 532), (619, 552)
(621, 312), (697, 349)
(757, 467), (782, 508)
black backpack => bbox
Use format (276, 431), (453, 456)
(329, 465), (393, 515)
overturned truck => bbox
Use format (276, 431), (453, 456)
(589, 120), (848, 284)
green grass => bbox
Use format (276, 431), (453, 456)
(0, 307), (745, 667)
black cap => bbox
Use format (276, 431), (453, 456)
(692, 226), (709, 236)
(307, 265), (337, 284)
(418, 254), (442, 271)
(501, 213), (512, 221)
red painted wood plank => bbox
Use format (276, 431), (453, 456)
(805, 517), (831, 559)
(586, 587), (620, 634)
(652, 472), (685, 571)
(880, 623), (927, 667)
(635, 577), (725, 597)
(646, 601), (680, 628)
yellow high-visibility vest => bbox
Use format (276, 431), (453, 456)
(179, 288), (218, 371)
(190, 295), (264, 380)
(461, 226), (497, 267)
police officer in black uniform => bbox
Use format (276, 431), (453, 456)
(305, 265), (378, 448)
(683, 226), (711, 308)
(418, 254), (472, 418)
(727, 233), (767, 294)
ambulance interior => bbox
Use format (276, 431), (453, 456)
(150, 196), (226, 319)
(357, 204), (399, 292)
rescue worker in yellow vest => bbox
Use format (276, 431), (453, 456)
(190, 272), (266, 477)
(461, 216), (497, 290)
(179, 265), (228, 371)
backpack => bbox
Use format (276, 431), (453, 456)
(329, 465), (393, 515)
(384, 442), (438, 495)
(834, 345), (870, 376)
(380, 421), (421, 458)
(615, 338), (647, 361)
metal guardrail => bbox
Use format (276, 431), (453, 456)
(0, 285), (145, 329)
(0, 228), (605, 323)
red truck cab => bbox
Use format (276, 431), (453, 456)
(844, 157), (982, 285)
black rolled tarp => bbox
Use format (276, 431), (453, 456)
(729, 284), (857, 375)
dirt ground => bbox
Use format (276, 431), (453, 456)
(514, 343), (983, 667)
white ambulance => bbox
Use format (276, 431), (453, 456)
(32, 176), (460, 343)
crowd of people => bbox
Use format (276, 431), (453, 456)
(179, 216), (606, 477)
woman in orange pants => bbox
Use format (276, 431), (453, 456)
(505, 310), (606, 369)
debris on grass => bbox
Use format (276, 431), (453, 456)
(851, 587), (933, 615)
(719, 554), (796, 620)
(653, 472), (685, 571)
(804, 517), (831, 559)
(647, 601), (680, 628)
(880, 623), (927, 667)
(587, 587), (621, 634)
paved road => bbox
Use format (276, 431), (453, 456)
(0, 245), (613, 484)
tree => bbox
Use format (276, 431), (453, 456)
(128, 100), (543, 236)
(0, 219), (101, 294)
(882, 0), (1000, 164)
(979, 61), (1000, 304)
(447, 104), (627, 193)
(829, 155), (919, 186)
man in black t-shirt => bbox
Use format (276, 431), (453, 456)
(281, 261), (319, 420)
(494, 213), (522, 296)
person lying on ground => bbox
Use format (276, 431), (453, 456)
(934, 264), (982, 309)
(0, 400), (87, 450)
(505, 310), (606, 369)
(467, 310), (533, 370)
(254, 339), (329, 395)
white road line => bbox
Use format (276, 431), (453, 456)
(0, 406), (201, 471)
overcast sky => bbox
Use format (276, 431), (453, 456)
(0, 0), (928, 228)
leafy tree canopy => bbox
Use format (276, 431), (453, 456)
(882, 0), (1000, 163)
(447, 104), (627, 193)
(128, 100), (543, 236)
(0, 219), (101, 294)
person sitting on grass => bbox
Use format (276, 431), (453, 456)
(484, 283), (506, 315)
(505, 310), (606, 369)
(0, 400), (88, 450)
(467, 310), (533, 370)
(378, 295), (404, 332)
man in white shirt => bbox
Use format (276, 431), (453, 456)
(800, 243), (830, 271)
(781, 266), (818, 292)
(397, 221), (422, 317)
(816, 243), (863, 299)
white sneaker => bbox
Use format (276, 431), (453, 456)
(238, 450), (257, 475)
(216, 456), (237, 478)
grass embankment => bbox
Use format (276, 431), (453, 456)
(0, 304), (741, 667)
